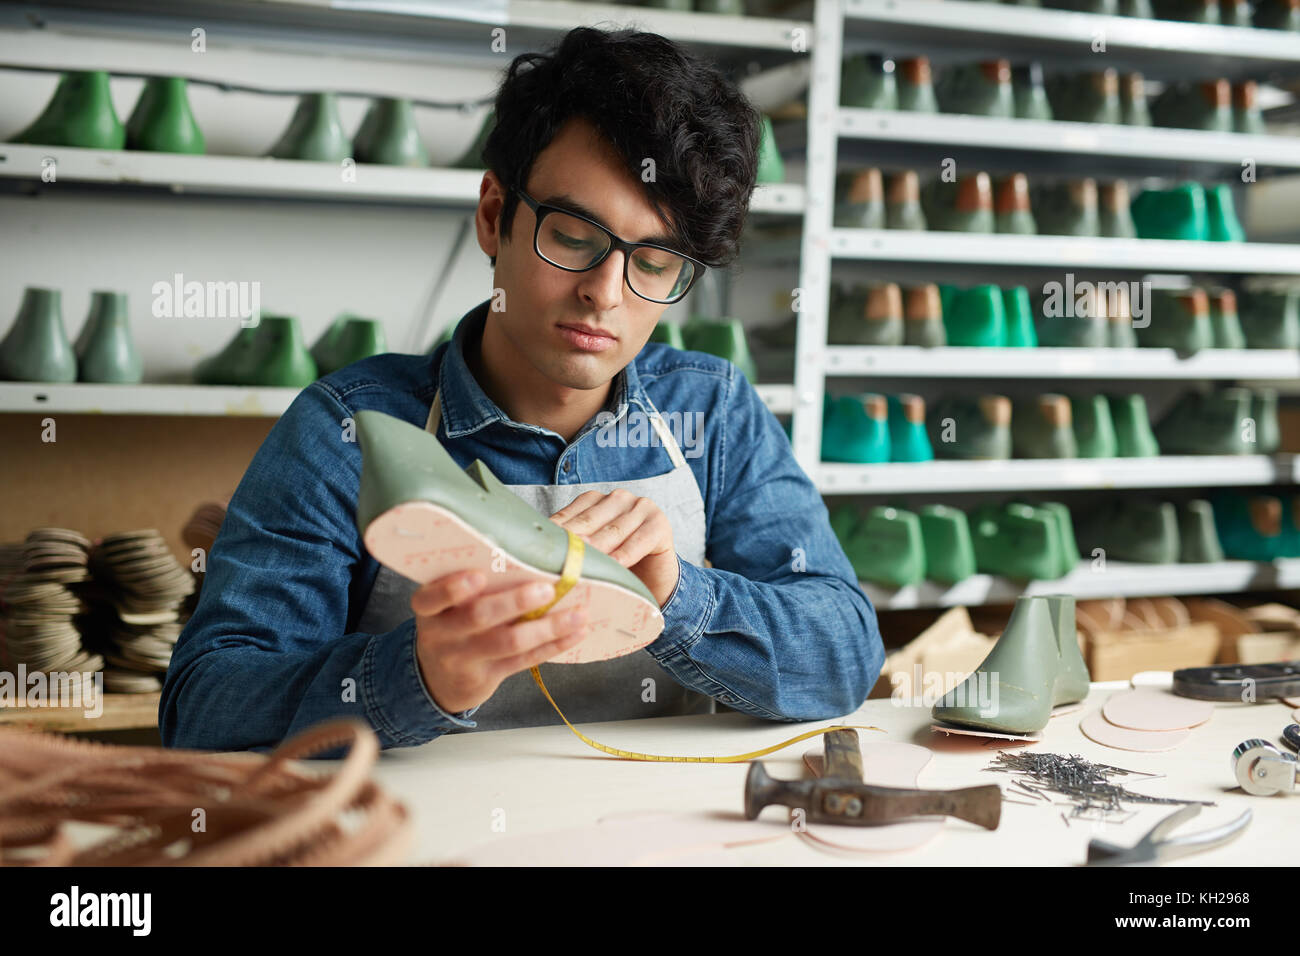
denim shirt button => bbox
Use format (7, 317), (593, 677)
(562, 459), (571, 473)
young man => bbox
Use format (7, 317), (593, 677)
(161, 27), (883, 752)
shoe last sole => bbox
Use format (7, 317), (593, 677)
(365, 501), (663, 664)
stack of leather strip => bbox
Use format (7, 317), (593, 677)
(0, 719), (410, 866)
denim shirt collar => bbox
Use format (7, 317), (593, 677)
(437, 298), (650, 440)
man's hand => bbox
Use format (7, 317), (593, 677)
(550, 489), (680, 608)
(411, 572), (588, 715)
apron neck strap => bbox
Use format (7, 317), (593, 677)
(426, 388), (688, 469)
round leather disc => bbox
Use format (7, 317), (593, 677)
(1080, 710), (1190, 752)
(1102, 688), (1213, 732)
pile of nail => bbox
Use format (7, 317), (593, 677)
(985, 750), (1211, 823)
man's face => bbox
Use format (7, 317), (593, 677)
(476, 117), (678, 392)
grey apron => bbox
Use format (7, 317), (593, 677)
(355, 387), (713, 732)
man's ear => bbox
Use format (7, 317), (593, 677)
(476, 171), (507, 260)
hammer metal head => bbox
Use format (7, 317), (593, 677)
(743, 730), (1002, 830)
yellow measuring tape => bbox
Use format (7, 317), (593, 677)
(518, 530), (882, 763)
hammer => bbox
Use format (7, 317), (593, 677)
(743, 729), (1002, 830)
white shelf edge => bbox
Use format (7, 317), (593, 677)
(830, 228), (1300, 274)
(838, 108), (1300, 169)
(0, 382), (301, 417)
(293, 0), (814, 52)
(824, 346), (1300, 380)
(0, 381), (797, 418)
(0, 3), (812, 88)
(860, 558), (1300, 609)
(507, 0), (812, 51)
(844, 0), (1300, 66)
(754, 383), (794, 414)
(749, 183), (807, 215)
(0, 144), (804, 214)
(817, 455), (1300, 494)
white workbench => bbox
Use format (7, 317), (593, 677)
(365, 682), (1299, 866)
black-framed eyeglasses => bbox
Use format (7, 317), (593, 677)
(513, 186), (706, 305)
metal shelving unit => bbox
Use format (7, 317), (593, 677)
(0, 3), (810, 417)
(5, 0), (1300, 607)
(792, 0), (1300, 606)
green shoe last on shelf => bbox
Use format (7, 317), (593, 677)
(919, 504), (977, 584)
(126, 77), (205, 154)
(822, 393), (891, 463)
(844, 506), (926, 587)
(10, 71), (124, 149)
(0, 287), (78, 383)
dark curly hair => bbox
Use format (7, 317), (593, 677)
(480, 27), (760, 270)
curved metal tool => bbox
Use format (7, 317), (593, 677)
(1085, 804), (1252, 866)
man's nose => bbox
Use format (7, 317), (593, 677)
(577, 249), (626, 312)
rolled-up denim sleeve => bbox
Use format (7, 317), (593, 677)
(646, 369), (884, 721)
(159, 383), (477, 753)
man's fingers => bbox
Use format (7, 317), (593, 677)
(584, 498), (660, 556)
(586, 513), (646, 558)
(411, 570), (485, 618)
(606, 520), (665, 567)
(491, 613), (590, 676)
(554, 489), (637, 538)
(440, 579), (560, 637)
(474, 605), (587, 661)
(550, 490), (604, 523)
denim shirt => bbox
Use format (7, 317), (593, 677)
(159, 298), (884, 752)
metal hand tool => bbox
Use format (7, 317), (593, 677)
(1085, 804), (1252, 866)
(1173, 660), (1300, 700)
(1232, 737), (1297, 795)
(743, 728), (1002, 829)
(1283, 724), (1300, 753)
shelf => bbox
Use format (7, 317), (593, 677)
(0, 143), (806, 213)
(859, 558), (1300, 610)
(817, 454), (1300, 494)
(0, 382), (300, 417)
(824, 346), (1300, 380)
(830, 229), (1300, 274)
(0, 691), (161, 733)
(497, 0), (812, 54)
(844, 0), (1300, 76)
(0, 381), (797, 418)
(838, 108), (1300, 172)
(0, 1), (813, 84)
(0, 143), (485, 205)
(748, 183), (807, 216)
(755, 383), (794, 415)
